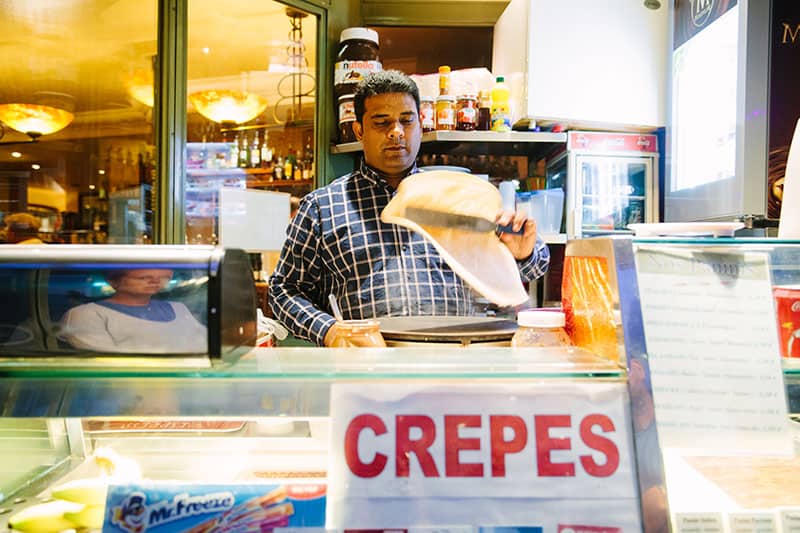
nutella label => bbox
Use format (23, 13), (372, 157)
(335, 60), (382, 86)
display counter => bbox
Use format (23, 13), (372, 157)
(1, 237), (800, 532)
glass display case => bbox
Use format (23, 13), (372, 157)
(1, 238), (800, 533)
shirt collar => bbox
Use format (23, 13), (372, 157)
(359, 159), (419, 192)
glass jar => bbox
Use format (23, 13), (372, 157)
(456, 94), (478, 131)
(435, 95), (456, 131)
(329, 319), (387, 348)
(511, 310), (572, 348)
(420, 96), (435, 133)
(338, 94), (357, 144)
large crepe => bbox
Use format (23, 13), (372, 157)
(381, 170), (529, 307)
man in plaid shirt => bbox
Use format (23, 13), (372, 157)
(269, 70), (550, 346)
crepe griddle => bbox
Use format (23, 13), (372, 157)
(378, 315), (517, 344)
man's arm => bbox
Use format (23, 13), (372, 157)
(269, 197), (337, 346)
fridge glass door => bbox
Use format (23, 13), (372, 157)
(577, 155), (652, 236)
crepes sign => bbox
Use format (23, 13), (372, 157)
(327, 382), (641, 529)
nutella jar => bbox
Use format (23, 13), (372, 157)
(338, 94), (357, 144)
(420, 96), (435, 133)
(334, 27), (382, 102)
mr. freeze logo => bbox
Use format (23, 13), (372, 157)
(111, 491), (236, 533)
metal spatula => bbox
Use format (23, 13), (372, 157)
(403, 207), (524, 235)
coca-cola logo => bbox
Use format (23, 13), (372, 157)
(792, 301), (800, 313)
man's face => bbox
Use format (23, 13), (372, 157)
(353, 93), (421, 178)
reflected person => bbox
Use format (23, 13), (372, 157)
(60, 269), (207, 353)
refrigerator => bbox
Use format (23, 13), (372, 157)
(546, 131), (660, 240)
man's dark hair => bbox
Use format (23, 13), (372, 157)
(353, 70), (420, 123)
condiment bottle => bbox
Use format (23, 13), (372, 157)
(435, 95), (456, 131)
(490, 76), (512, 132)
(329, 319), (387, 348)
(438, 65), (451, 96)
(477, 90), (491, 131)
(420, 96), (435, 133)
(511, 310), (572, 348)
(456, 94), (478, 131)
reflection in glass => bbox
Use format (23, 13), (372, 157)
(0, 1), (158, 244)
(186, 1), (317, 244)
(0, 266), (208, 356)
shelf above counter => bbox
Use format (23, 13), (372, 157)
(331, 130), (568, 154)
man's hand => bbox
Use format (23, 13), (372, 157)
(496, 209), (537, 260)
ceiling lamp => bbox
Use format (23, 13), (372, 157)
(125, 69), (155, 108)
(0, 103), (74, 138)
(188, 89), (268, 125)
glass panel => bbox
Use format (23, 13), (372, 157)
(0, 418), (70, 502)
(186, 1), (317, 245)
(580, 157), (648, 232)
(0, 1), (158, 245)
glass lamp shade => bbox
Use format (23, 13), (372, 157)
(189, 90), (268, 124)
(0, 103), (74, 136)
(125, 70), (155, 108)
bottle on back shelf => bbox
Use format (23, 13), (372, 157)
(250, 130), (261, 169)
(237, 132), (249, 168)
(477, 90), (491, 131)
(438, 65), (451, 96)
(260, 132), (272, 169)
(490, 76), (511, 132)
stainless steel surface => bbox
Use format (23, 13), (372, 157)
(404, 207), (524, 235)
(331, 130), (568, 154)
(378, 315), (517, 343)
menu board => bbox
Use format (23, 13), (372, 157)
(634, 246), (792, 455)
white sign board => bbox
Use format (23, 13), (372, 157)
(219, 187), (289, 251)
(328, 382), (640, 531)
(635, 246), (792, 455)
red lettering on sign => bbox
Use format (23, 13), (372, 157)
(579, 414), (619, 477)
(444, 415), (483, 477)
(535, 415), (575, 477)
(489, 415), (528, 477)
(396, 415), (440, 477)
(344, 414), (388, 478)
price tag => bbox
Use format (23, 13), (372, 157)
(673, 512), (724, 533)
(728, 511), (778, 533)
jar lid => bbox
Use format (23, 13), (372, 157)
(458, 94), (478, 101)
(340, 27), (379, 45)
(338, 94), (354, 102)
(517, 310), (566, 328)
(436, 95), (456, 102)
(420, 96), (435, 103)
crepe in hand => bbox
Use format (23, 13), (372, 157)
(381, 170), (529, 307)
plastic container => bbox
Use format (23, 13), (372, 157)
(511, 310), (572, 348)
(498, 180), (517, 212)
(528, 188), (565, 235)
(490, 76), (511, 132)
(328, 319), (387, 348)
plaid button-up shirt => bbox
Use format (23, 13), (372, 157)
(269, 160), (551, 345)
